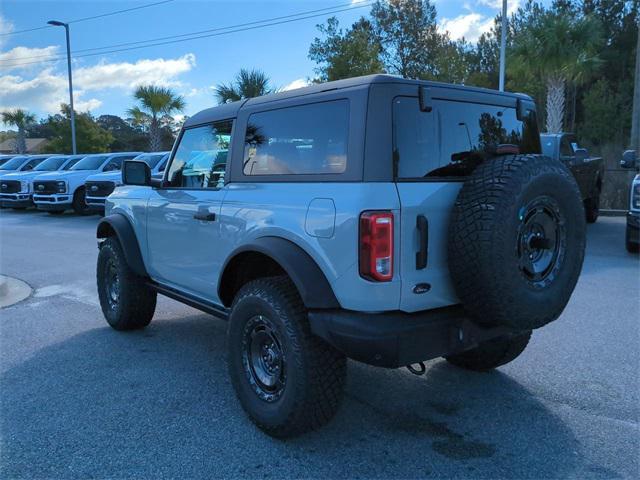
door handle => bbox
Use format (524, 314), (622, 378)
(416, 215), (428, 269)
(193, 212), (216, 221)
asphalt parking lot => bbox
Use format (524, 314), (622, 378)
(0, 209), (638, 479)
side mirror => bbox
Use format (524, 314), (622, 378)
(621, 150), (637, 169)
(516, 98), (535, 121)
(574, 148), (588, 163)
(122, 160), (151, 186)
(419, 86), (432, 112)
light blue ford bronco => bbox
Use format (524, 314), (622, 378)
(96, 75), (586, 437)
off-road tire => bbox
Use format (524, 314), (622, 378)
(445, 331), (532, 371)
(449, 155), (586, 330)
(584, 195), (600, 223)
(227, 276), (346, 438)
(97, 237), (156, 330)
(72, 187), (89, 215)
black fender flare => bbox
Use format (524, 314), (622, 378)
(219, 236), (340, 309)
(96, 213), (148, 277)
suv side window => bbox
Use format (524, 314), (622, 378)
(243, 100), (348, 176)
(394, 97), (541, 178)
(167, 121), (232, 189)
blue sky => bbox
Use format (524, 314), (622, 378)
(1, 0), (524, 122)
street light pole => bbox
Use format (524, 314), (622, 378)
(48, 20), (77, 154)
(499, 0), (507, 92)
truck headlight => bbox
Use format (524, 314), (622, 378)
(57, 181), (67, 193)
(632, 182), (640, 210)
(20, 180), (31, 193)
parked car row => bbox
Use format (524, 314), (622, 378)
(0, 152), (170, 215)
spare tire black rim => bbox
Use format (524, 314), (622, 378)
(516, 196), (566, 288)
(242, 315), (286, 402)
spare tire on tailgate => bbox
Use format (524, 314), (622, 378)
(448, 154), (585, 330)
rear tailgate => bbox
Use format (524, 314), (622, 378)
(396, 183), (462, 312)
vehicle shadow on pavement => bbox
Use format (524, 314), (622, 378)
(1, 313), (583, 479)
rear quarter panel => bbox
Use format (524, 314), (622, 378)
(220, 183), (402, 311)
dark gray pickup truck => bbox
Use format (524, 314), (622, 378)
(541, 133), (604, 223)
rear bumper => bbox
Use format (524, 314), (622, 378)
(627, 212), (639, 244)
(308, 306), (511, 368)
(0, 193), (32, 208)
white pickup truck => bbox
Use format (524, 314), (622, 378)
(33, 152), (141, 215)
(84, 152), (169, 213)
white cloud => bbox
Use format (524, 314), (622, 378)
(0, 68), (102, 113)
(478, 0), (521, 15)
(282, 78), (309, 91)
(0, 54), (196, 115)
(74, 53), (196, 91)
(0, 15), (14, 48)
(0, 45), (60, 72)
(439, 12), (494, 42)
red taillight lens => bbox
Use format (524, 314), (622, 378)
(359, 211), (394, 282)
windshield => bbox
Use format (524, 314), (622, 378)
(134, 153), (165, 168)
(62, 156), (83, 170)
(0, 156), (28, 170)
(34, 156), (69, 171)
(71, 155), (108, 171)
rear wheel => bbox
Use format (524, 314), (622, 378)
(227, 276), (346, 438)
(97, 237), (156, 330)
(445, 331), (532, 371)
(584, 194), (600, 223)
(72, 187), (89, 215)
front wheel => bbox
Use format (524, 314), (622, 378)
(227, 276), (346, 438)
(72, 187), (89, 215)
(97, 237), (156, 330)
(626, 227), (639, 253)
(445, 331), (532, 371)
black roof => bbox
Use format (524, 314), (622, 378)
(184, 74), (533, 128)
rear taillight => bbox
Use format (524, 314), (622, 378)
(359, 211), (394, 282)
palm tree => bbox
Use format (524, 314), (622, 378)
(127, 85), (185, 151)
(214, 69), (273, 104)
(510, 12), (602, 133)
(1, 109), (36, 154)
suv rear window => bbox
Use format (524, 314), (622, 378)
(393, 97), (541, 179)
(243, 100), (348, 176)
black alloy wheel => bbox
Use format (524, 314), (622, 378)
(242, 315), (287, 403)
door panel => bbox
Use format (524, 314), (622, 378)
(396, 182), (462, 312)
(146, 188), (227, 300)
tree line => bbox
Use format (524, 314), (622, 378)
(309, 0), (638, 150)
(2, 0), (637, 155)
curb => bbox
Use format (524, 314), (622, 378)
(0, 275), (32, 309)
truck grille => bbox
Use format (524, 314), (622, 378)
(33, 181), (59, 194)
(85, 181), (115, 197)
(0, 180), (20, 194)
